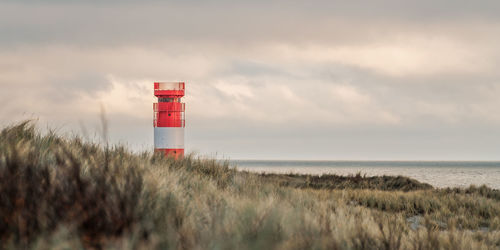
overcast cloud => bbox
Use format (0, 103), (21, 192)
(1, 1), (500, 160)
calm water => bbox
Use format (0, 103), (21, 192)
(231, 160), (500, 189)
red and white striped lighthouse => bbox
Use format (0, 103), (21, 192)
(153, 82), (185, 159)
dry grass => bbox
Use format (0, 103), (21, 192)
(1, 121), (499, 249)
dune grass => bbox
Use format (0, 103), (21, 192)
(1, 121), (499, 249)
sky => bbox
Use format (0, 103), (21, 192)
(1, 0), (500, 160)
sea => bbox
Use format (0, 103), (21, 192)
(231, 160), (500, 189)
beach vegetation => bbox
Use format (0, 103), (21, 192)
(1, 121), (499, 249)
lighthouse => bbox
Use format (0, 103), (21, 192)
(153, 82), (185, 159)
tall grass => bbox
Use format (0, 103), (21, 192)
(0, 121), (499, 249)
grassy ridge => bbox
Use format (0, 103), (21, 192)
(1, 121), (500, 249)
(257, 172), (433, 191)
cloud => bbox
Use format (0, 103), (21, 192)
(1, 1), (500, 160)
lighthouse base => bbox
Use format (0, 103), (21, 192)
(155, 148), (184, 159)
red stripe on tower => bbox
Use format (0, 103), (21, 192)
(153, 82), (185, 159)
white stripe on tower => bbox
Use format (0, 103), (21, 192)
(154, 127), (184, 149)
